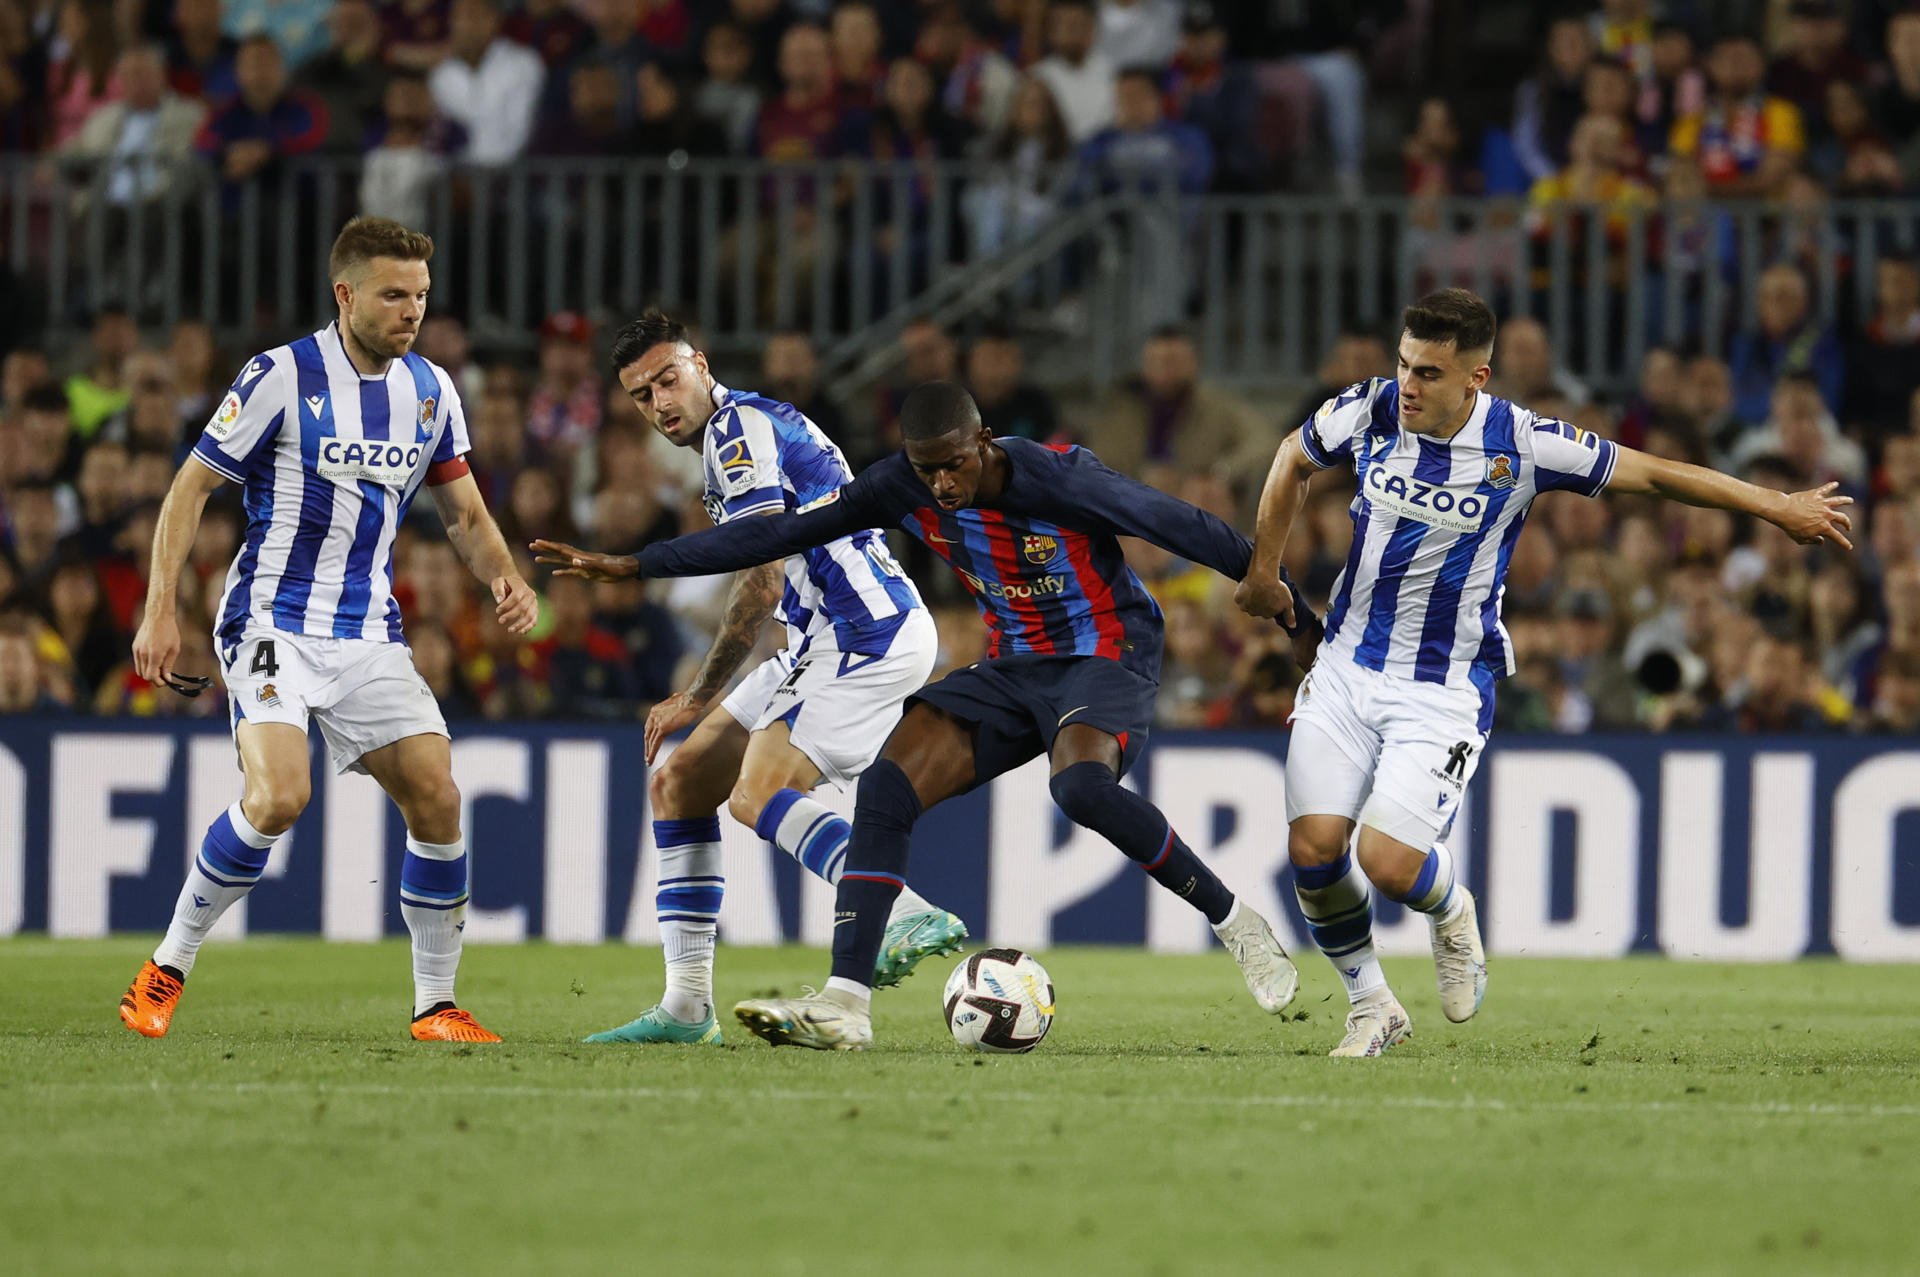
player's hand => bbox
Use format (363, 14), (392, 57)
(1233, 572), (1295, 627)
(644, 691), (709, 764)
(530, 539), (641, 583)
(493, 574), (540, 635)
(132, 610), (181, 687)
(1776, 482), (1855, 549)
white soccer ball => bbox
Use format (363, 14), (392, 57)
(942, 948), (1055, 1053)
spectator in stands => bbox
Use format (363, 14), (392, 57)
(1555, 586), (1642, 729)
(1808, 558), (1881, 692)
(382, 0), (453, 74)
(2, 348), (52, 421)
(1084, 325), (1266, 492)
(358, 72), (464, 229)
(223, 0), (331, 69)
(1730, 374), (1867, 489)
(65, 306), (138, 438)
(1861, 647), (1920, 732)
(963, 73), (1072, 260)
(1615, 347), (1689, 450)
(502, 0), (593, 71)
(429, 0), (543, 165)
(1402, 95), (1472, 208)
(1811, 79), (1904, 196)
(915, 2), (1018, 139)
(710, 0), (791, 91)
(165, 0), (239, 106)
(531, 572), (634, 718)
(41, 551), (117, 697)
(1096, 0), (1179, 72)
(1700, 627), (1838, 732)
(692, 20), (762, 155)
(407, 624), (479, 718)
(1034, 0), (1116, 144)
(194, 35), (329, 199)
(71, 435), (127, 553)
(1581, 56), (1645, 174)
(1767, 0), (1864, 135)
(1165, 2), (1259, 192)
(829, 0), (885, 112)
(1590, 0), (1654, 78)
(1230, 0), (1380, 198)
(760, 330), (850, 448)
(1729, 262), (1844, 424)
(466, 384), (526, 508)
(0, 613), (66, 714)
(529, 60), (631, 159)
(5, 481), (63, 585)
(417, 315), (484, 405)
(1513, 16), (1594, 183)
(167, 319), (219, 426)
(1846, 255), (1920, 432)
(588, 573), (683, 702)
(1670, 34), (1805, 198)
(1873, 10), (1920, 179)
(1072, 65), (1212, 198)
(15, 385), (77, 484)
(1291, 331), (1390, 428)
(525, 310), (601, 466)
(564, 0), (653, 128)
(1526, 113), (1656, 244)
(872, 317), (958, 459)
(1490, 317), (1591, 409)
(57, 43), (206, 226)
(297, 0), (387, 154)
(46, 0), (122, 149)
(636, 0), (692, 61)
(965, 326), (1061, 444)
(1636, 21), (1705, 166)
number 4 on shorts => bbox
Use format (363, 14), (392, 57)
(250, 639), (279, 678)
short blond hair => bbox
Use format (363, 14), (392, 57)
(329, 216), (434, 283)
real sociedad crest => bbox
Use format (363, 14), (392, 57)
(418, 396), (436, 430)
(1022, 533), (1059, 565)
(1486, 454), (1517, 489)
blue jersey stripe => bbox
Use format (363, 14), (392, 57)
(1413, 400), (1518, 683)
(1473, 509), (1531, 675)
(1354, 436), (1455, 670)
(275, 338), (335, 629)
(1323, 503), (1370, 641)
(217, 432), (280, 644)
(334, 377), (391, 638)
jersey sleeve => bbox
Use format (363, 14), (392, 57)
(639, 463), (892, 579)
(1296, 379), (1379, 470)
(190, 354), (286, 482)
(425, 370), (472, 485)
(1530, 417), (1619, 497)
(706, 402), (786, 520)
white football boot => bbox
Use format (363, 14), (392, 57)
(1212, 904), (1300, 1013)
(1430, 888), (1488, 1023)
(733, 987), (873, 1051)
(1329, 993), (1412, 1058)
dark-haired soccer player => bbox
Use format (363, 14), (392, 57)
(1235, 288), (1856, 1057)
(536, 381), (1318, 1049)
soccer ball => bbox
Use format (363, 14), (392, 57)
(942, 948), (1055, 1053)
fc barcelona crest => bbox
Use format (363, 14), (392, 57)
(1485, 454), (1517, 489)
(1021, 533), (1059, 565)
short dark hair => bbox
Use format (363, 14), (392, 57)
(899, 381), (981, 442)
(1403, 288), (1497, 355)
(20, 384), (69, 416)
(329, 215), (434, 283)
(610, 307), (690, 372)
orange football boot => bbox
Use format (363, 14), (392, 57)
(119, 960), (185, 1037)
(409, 1004), (502, 1043)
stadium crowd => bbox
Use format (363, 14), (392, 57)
(1, 0), (1918, 736)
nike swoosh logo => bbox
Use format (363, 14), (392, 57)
(1057, 706), (1089, 728)
(926, 531), (957, 545)
(834, 916), (856, 927)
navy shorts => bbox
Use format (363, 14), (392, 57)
(908, 654), (1157, 785)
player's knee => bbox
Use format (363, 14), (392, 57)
(244, 773), (310, 836)
(649, 751), (699, 816)
(853, 758), (923, 832)
(407, 774), (462, 841)
(1287, 819), (1347, 868)
(725, 781), (769, 831)
(1048, 761), (1116, 827)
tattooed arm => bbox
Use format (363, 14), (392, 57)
(641, 552), (785, 764)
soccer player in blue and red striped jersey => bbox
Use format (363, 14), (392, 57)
(535, 380), (1319, 1049)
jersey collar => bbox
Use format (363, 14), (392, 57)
(325, 321), (399, 382)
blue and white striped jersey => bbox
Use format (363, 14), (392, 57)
(1302, 377), (1618, 690)
(191, 322), (470, 647)
(699, 383), (922, 656)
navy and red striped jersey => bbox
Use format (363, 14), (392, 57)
(638, 438), (1296, 680)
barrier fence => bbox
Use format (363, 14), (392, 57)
(3, 718), (1916, 961)
(6, 157), (1916, 395)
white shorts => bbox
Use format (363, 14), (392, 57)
(721, 608), (937, 789)
(1283, 649), (1492, 848)
(221, 626), (448, 775)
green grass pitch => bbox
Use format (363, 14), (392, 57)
(4, 938), (1916, 1276)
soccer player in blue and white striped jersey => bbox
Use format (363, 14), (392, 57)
(1237, 289), (1855, 1057)
(118, 217), (538, 1044)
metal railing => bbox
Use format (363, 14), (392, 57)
(5, 155), (1915, 397)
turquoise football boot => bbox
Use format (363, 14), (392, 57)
(872, 909), (969, 989)
(583, 1005), (723, 1044)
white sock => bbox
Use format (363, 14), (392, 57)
(399, 834), (468, 1017)
(1403, 842), (1465, 924)
(1294, 851), (1389, 1005)
(756, 788), (934, 921)
(823, 976), (872, 1009)
(656, 818), (723, 1023)
(154, 802), (279, 977)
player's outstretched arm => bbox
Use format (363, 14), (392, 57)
(431, 471), (539, 634)
(1605, 447), (1855, 549)
(133, 458), (229, 687)
(537, 495), (870, 582)
(1238, 430), (1319, 622)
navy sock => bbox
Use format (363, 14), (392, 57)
(1049, 761), (1235, 925)
(828, 759), (921, 986)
